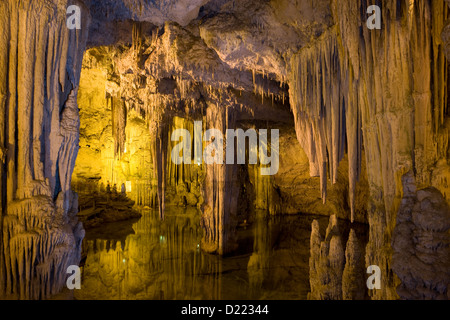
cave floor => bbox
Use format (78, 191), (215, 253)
(73, 208), (367, 300)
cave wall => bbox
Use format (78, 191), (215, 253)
(339, 0), (449, 300)
(72, 51), (155, 207)
(299, 0), (450, 300)
(0, 0), (89, 299)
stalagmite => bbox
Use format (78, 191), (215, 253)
(342, 230), (365, 300)
(308, 215), (346, 300)
(307, 220), (323, 300)
(308, 216), (367, 300)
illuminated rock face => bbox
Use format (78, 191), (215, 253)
(0, 0), (449, 299)
(72, 57), (155, 207)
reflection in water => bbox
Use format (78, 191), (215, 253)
(75, 208), (329, 300)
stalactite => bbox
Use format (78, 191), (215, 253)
(290, 0), (447, 227)
(132, 21), (143, 55)
(289, 28), (354, 213)
(247, 212), (272, 294)
(431, 2), (449, 133)
(166, 116), (205, 208)
(249, 130), (281, 215)
(111, 96), (127, 157)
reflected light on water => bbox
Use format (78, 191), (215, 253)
(75, 208), (330, 300)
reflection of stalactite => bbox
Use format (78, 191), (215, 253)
(76, 209), (223, 300)
(247, 212), (271, 294)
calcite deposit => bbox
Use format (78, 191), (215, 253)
(0, 0), (89, 299)
(0, 0), (449, 300)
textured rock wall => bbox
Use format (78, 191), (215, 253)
(0, 0), (89, 299)
(392, 173), (450, 299)
(302, 0), (450, 300)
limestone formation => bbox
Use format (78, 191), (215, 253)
(392, 172), (450, 300)
(0, 0), (449, 300)
(309, 216), (366, 300)
(342, 230), (365, 300)
(0, 0), (89, 299)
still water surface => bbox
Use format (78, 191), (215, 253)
(75, 208), (335, 300)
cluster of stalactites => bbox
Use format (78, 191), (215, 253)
(430, 1), (449, 135)
(251, 68), (288, 106)
(132, 21), (143, 55)
(110, 96), (127, 158)
(289, 27), (361, 221)
(289, 0), (448, 222)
